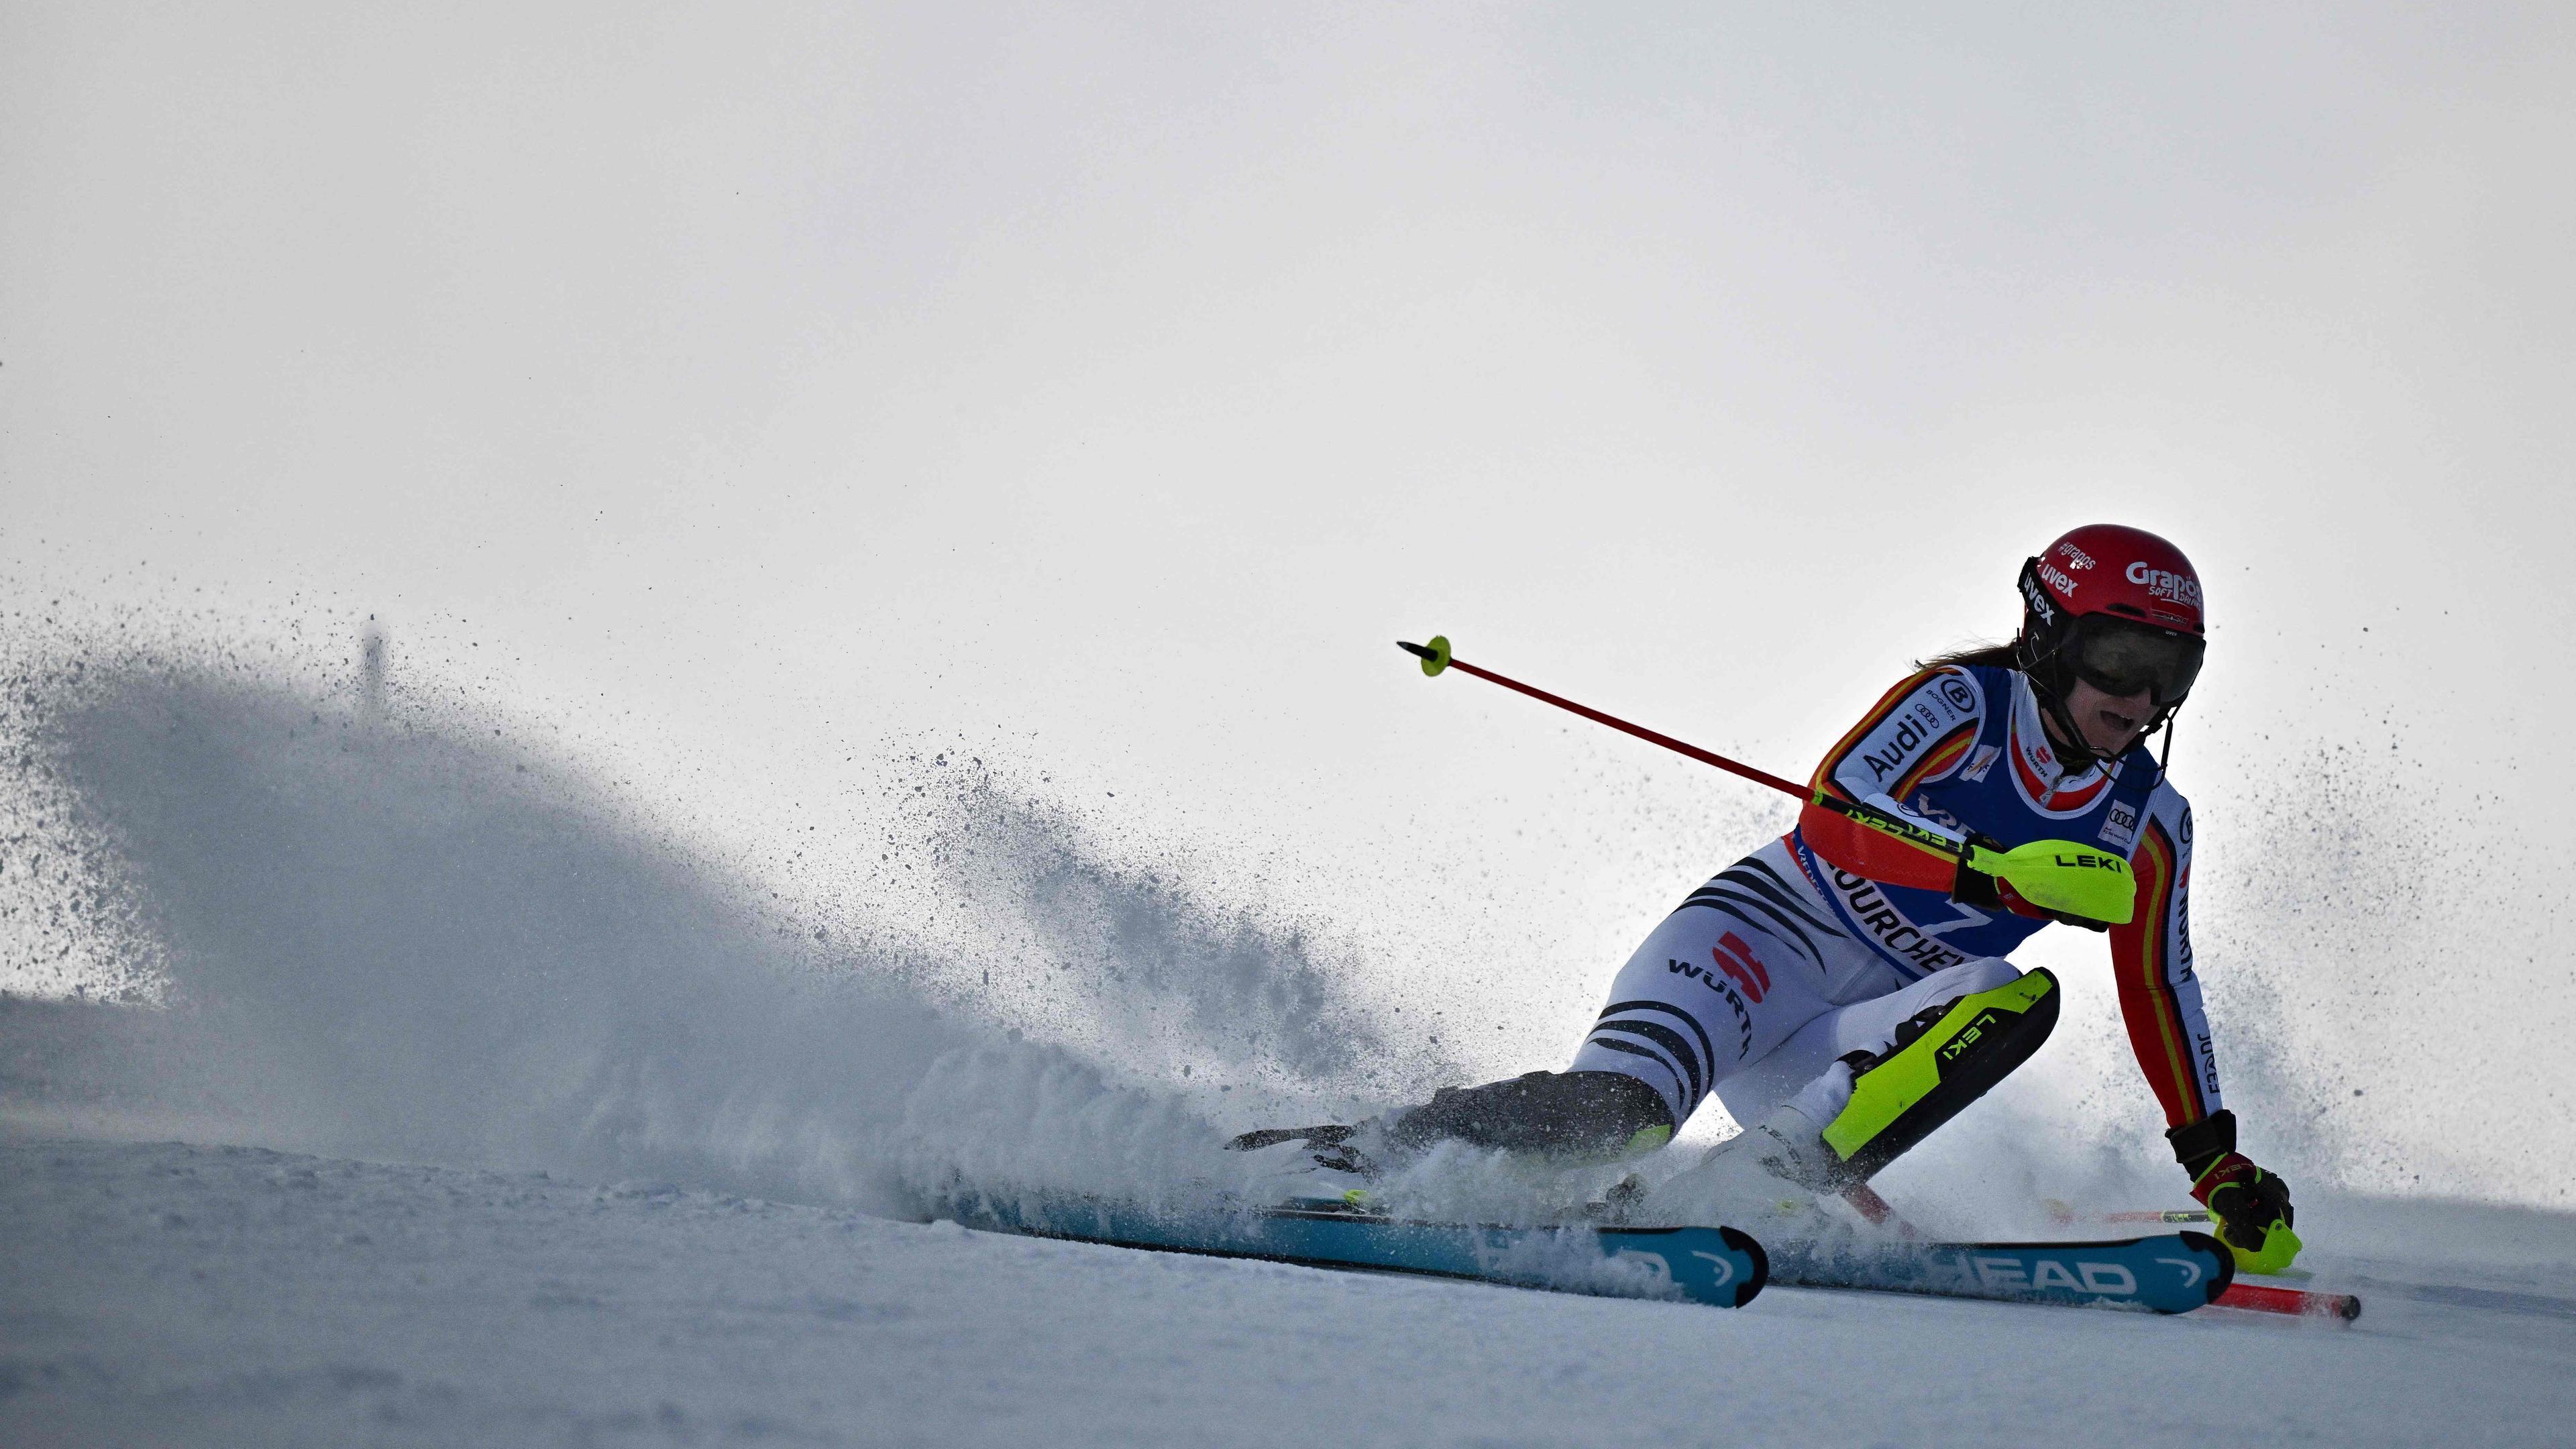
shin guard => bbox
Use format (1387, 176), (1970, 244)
(1819, 968), (2059, 1185)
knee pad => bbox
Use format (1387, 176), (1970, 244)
(1386, 1069), (1676, 1160)
(1817, 967), (2059, 1185)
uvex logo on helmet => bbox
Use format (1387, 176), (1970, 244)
(2018, 570), (2057, 625)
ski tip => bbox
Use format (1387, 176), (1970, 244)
(1719, 1224), (1770, 1307)
(2178, 1230), (2238, 1308)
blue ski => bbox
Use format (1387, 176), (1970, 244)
(1765, 1230), (2233, 1313)
(939, 1187), (1768, 1308)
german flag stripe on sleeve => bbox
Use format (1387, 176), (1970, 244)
(2110, 818), (2207, 1126)
(1890, 721), (1976, 800)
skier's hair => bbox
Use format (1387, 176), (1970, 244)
(1916, 640), (2021, 673)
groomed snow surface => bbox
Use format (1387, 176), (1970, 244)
(6, 1134), (2575, 1448)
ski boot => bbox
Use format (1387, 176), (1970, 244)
(1225, 1123), (1387, 1211)
(1637, 1065), (1854, 1230)
(1635, 967), (2062, 1227)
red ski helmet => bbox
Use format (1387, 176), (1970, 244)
(2015, 525), (2208, 755)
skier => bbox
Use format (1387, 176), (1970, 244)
(1236, 524), (2298, 1273)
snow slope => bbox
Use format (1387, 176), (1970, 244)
(7, 1135), (2576, 1448)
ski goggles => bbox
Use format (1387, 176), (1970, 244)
(2064, 614), (2204, 705)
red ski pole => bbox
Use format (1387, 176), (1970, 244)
(1398, 637), (1807, 799)
(1397, 634), (2110, 907)
(2216, 1281), (2363, 1322)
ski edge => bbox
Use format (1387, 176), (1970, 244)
(1254, 1205), (1772, 1309)
(941, 1195), (1773, 1310)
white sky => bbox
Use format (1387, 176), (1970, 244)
(6, 3), (2573, 1193)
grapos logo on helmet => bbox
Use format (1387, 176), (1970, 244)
(2055, 541), (2097, 570)
(2125, 561), (2202, 608)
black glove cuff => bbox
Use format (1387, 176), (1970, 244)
(1951, 859), (2002, 910)
(1949, 832), (2008, 910)
(2165, 1109), (2237, 1179)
